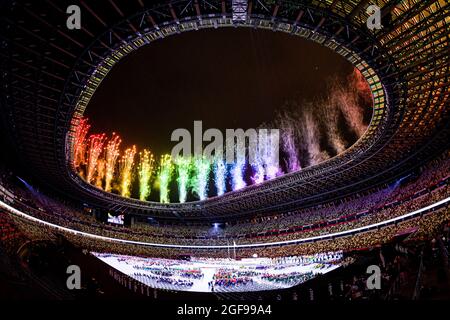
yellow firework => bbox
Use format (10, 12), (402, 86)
(119, 146), (137, 198)
(158, 154), (174, 203)
(138, 149), (155, 201)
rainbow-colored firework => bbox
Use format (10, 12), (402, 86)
(158, 154), (174, 203)
(105, 133), (122, 192)
(73, 70), (369, 203)
(138, 149), (155, 201)
(119, 146), (137, 198)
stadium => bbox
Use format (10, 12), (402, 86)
(0, 0), (449, 306)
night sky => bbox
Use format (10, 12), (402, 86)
(85, 27), (355, 156)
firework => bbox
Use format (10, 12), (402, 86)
(282, 128), (301, 172)
(105, 133), (122, 192)
(175, 156), (192, 203)
(158, 154), (174, 203)
(119, 146), (137, 198)
(259, 129), (281, 179)
(231, 160), (246, 191)
(213, 158), (227, 196)
(352, 68), (372, 106)
(275, 110), (301, 172)
(138, 149), (155, 201)
(303, 110), (330, 166)
(251, 129), (265, 184)
(316, 83), (347, 155)
(95, 159), (105, 189)
(336, 72), (367, 138)
(251, 155), (265, 184)
(75, 68), (370, 201)
(86, 134), (106, 183)
(73, 117), (90, 168)
(192, 156), (211, 200)
(325, 101), (347, 155)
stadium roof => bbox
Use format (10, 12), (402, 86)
(0, 0), (449, 221)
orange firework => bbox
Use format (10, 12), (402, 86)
(86, 134), (106, 184)
(96, 159), (106, 189)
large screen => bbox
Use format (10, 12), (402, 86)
(107, 213), (124, 225)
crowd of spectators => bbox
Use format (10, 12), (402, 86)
(0, 213), (28, 255)
(0, 151), (449, 259)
